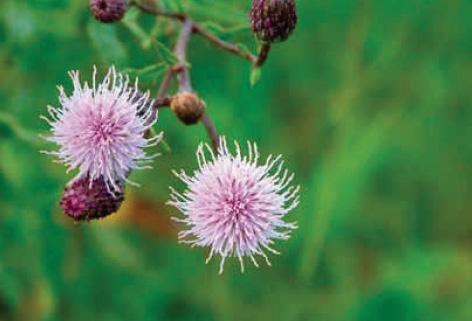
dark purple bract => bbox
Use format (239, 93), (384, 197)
(250, 0), (297, 43)
(90, 0), (127, 23)
(60, 176), (124, 221)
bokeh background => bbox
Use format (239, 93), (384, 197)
(1, 0), (471, 320)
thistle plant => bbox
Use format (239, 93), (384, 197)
(42, 0), (299, 273)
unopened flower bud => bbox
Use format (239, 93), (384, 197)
(170, 92), (205, 125)
(90, 0), (127, 23)
(60, 176), (124, 221)
(249, 0), (297, 43)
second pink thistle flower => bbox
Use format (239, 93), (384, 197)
(169, 138), (300, 274)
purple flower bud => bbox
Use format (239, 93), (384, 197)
(60, 176), (124, 221)
(249, 0), (297, 43)
(90, 0), (127, 23)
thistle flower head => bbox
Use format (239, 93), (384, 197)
(60, 176), (124, 221)
(42, 66), (162, 192)
(90, 0), (128, 23)
(169, 138), (299, 274)
(250, 0), (297, 43)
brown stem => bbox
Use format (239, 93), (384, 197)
(139, 4), (221, 151)
(133, 1), (257, 65)
(148, 69), (174, 131)
(200, 113), (220, 151)
(256, 43), (271, 67)
(174, 18), (194, 92)
(192, 25), (257, 64)
(153, 96), (171, 109)
(172, 18), (220, 151)
(156, 68), (175, 99)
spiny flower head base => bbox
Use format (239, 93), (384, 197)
(90, 0), (127, 23)
(42, 66), (162, 193)
(250, 0), (297, 43)
(60, 176), (124, 221)
(169, 138), (299, 274)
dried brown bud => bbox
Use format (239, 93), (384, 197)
(170, 92), (205, 125)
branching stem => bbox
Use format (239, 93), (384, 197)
(145, 13), (220, 151)
(133, 1), (260, 65)
(174, 18), (194, 92)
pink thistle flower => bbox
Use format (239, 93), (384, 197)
(42, 66), (162, 192)
(169, 138), (300, 274)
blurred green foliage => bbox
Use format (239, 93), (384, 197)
(0, 0), (471, 320)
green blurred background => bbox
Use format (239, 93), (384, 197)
(1, 0), (471, 320)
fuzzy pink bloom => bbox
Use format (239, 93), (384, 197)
(42, 66), (162, 192)
(169, 138), (300, 274)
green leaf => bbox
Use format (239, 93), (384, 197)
(122, 13), (177, 65)
(121, 14), (152, 49)
(199, 21), (248, 38)
(237, 42), (253, 56)
(122, 5), (140, 23)
(250, 67), (261, 86)
(121, 63), (167, 82)
(153, 40), (178, 66)
(160, 0), (183, 12)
